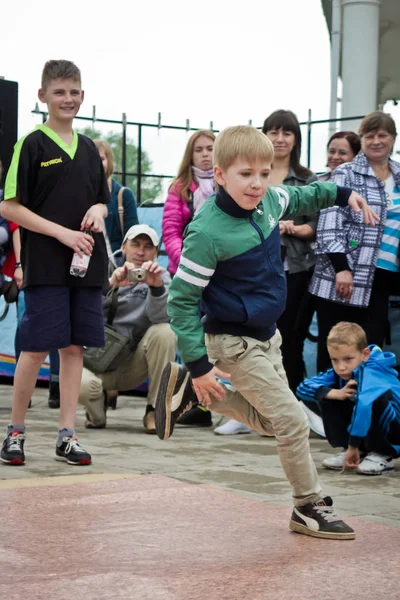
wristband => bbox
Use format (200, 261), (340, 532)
(14, 263), (22, 269)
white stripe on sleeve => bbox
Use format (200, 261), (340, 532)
(274, 187), (290, 218)
(176, 267), (210, 288)
(180, 256), (215, 277)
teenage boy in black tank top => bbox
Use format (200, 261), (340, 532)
(0, 60), (110, 466)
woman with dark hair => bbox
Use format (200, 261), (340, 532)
(319, 131), (361, 182)
(311, 111), (400, 373)
(214, 110), (319, 435)
(263, 110), (318, 390)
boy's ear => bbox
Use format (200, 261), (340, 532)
(38, 88), (46, 103)
(81, 90), (85, 103)
(363, 347), (371, 361)
(214, 165), (225, 186)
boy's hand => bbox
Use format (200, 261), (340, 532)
(57, 229), (94, 257)
(326, 380), (357, 401)
(348, 191), (379, 226)
(142, 260), (163, 288)
(341, 446), (360, 473)
(81, 204), (107, 232)
(193, 367), (231, 406)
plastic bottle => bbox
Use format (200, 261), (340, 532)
(70, 230), (92, 278)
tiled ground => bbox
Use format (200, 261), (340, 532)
(1, 385), (399, 599)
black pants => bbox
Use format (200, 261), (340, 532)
(278, 270), (314, 393)
(315, 268), (400, 373)
(320, 394), (400, 457)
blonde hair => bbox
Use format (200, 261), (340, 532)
(170, 130), (215, 203)
(94, 139), (114, 178)
(214, 125), (274, 171)
(41, 60), (81, 91)
(327, 322), (368, 352)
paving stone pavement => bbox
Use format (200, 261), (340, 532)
(0, 383), (399, 526)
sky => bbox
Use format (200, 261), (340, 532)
(1, 0), (399, 200)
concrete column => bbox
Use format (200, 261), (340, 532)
(341, 0), (380, 131)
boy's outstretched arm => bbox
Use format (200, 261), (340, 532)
(275, 182), (379, 226)
(168, 228), (230, 405)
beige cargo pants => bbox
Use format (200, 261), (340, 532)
(205, 330), (322, 507)
(79, 323), (176, 426)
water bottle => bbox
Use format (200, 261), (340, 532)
(70, 230), (92, 278)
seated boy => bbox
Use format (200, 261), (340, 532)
(297, 321), (400, 475)
(154, 125), (378, 541)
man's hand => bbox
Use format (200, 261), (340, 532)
(142, 260), (163, 287)
(193, 366), (231, 406)
(109, 261), (135, 288)
(81, 204), (107, 232)
(348, 191), (379, 226)
(336, 270), (353, 300)
(326, 379), (357, 401)
(56, 229), (94, 257)
(341, 446), (360, 473)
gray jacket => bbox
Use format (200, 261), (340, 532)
(280, 169), (318, 274)
(103, 269), (171, 346)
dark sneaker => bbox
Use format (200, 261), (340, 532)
(155, 362), (197, 440)
(107, 391), (118, 411)
(177, 405), (212, 427)
(0, 431), (25, 465)
(143, 405), (156, 434)
(55, 437), (92, 465)
(48, 381), (60, 409)
(290, 496), (355, 540)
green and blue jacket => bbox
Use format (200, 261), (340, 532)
(168, 182), (351, 377)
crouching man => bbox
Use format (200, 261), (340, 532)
(79, 224), (176, 433)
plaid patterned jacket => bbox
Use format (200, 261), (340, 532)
(310, 152), (400, 307)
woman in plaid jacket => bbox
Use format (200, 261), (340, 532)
(311, 112), (400, 371)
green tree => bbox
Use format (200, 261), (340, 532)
(80, 127), (162, 205)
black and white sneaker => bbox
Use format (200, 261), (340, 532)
(290, 496), (355, 540)
(55, 436), (92, 465)
(155, 362), (197, 440)
(0, 431), (25, 465)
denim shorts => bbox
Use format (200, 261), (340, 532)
(19, 286), (105, 352)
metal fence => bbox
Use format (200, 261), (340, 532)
(32, 106), (364, 206)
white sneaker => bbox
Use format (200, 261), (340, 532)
(214, 419), (252, 435)
(300, 401), (326, 438)
(322, 450), (347, 471)
(356, 452), (395, 475)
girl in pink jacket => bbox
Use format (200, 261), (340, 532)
(162, 130), (215, 275)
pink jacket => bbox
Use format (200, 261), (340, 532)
(162, 180), (198, 274)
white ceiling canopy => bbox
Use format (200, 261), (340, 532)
(321, 0), (400, 104)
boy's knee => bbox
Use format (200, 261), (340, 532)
(276, 402), (310, 440)
(22, 350), (48, 364)
(59, 344), (83, 359)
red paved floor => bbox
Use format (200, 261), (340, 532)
(0, 475), (397, 600)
